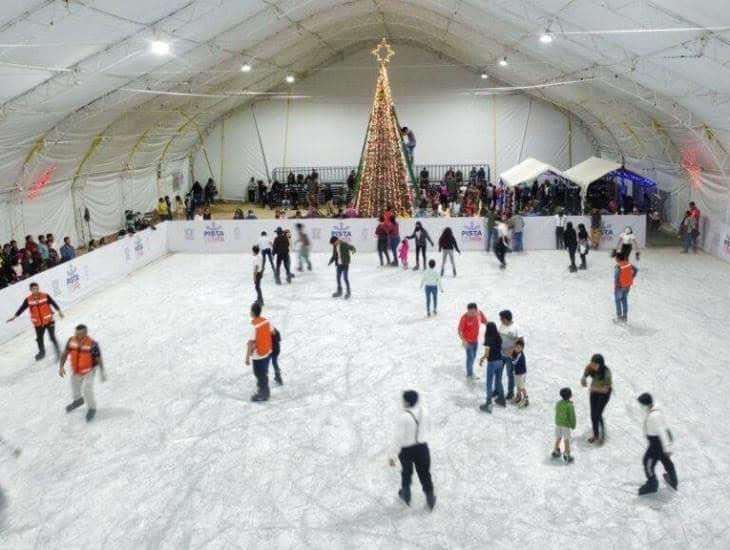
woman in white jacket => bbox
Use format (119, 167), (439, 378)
(637, 393), (678, 495)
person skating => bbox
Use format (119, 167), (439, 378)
(437, 227), (460, 277)
(458, 303), (488, 380)
(581, 354), (612, 444)
(294, 223), (312, 272)
(271, 326), (283, 386)
(388, 390), (436, 510)
(590, 208), (602, 249)
(388, 216), (401, 266)
(398, 238), (410, 269)
(58, 324), (106, 422)
(407, 221), (433, 270)
(421, 259), (443, 317)
(512, 338), (528, 407)
(245, 302), (272, 402)
(637, 392), (678, 495)
(564, 221), (578, 272)
(555, 211), (567, 250)
(615, 227), (639, 261)
(494, 217), (510, 269)
(497, 310), (521, 401)
(272, 227), (293, 285)
(552, 388), (576, 463)
(252, 245), (264, 306)
(577, 223), (590, 270)
(478, 322), (505, 413)
(375, 216), (391, 267)
(7, 282), (65, 360)
(614, 252), (638, 323)
(258, 231), (275, 275)
(328, 236), (356, 299)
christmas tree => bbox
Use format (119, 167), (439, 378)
(354, 39), (415, 217)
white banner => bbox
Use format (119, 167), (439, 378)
(0, 224), (168, 346)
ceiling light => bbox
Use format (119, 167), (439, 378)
(285, 74), (295, 84)
(499, 57), (508, 67)
(480, 71), (488, 80)
(540, 30), (554, 43)
(150, 40), (170, 56)
(241, 63), (252, 73)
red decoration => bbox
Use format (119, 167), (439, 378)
(681, 149), (702, 189)
(27, 164), (57, 200)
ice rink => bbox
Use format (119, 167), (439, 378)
(1, 248), (729, 549)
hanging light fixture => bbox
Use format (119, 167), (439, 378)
(540, 29), (554, 43)
(480, 71), (489, 80)
(285, 74), (295, 84)
(241, 63), (252, 73)
(150, 40), (171, 56)
(499, 56), (508, 67)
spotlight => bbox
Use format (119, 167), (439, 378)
(540, 30), (553, 43)
(285, 74), (295, 84)
(480, 71), (488, 80)
(499, 57), (508, 67)
(150, 40), (170, 56)
(241, 63), (252, 73)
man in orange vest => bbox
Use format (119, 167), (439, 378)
(245, 302), (273, 402)
(614, 252), (639, 323)
(58, 324), (105, 422)
(6, 282), (64, 360)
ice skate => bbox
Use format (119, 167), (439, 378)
(35, 350), (45, 361)
(332, 290), (342, 298)
(479, 402), (492, 413)
(274, 371), (283, 386)
(398, 487), (411, 506)
(433, 310), (437, 315)
(505, 392), (514, 401)
(427, 311), (431, 317)
(495, 396), (506, 408)
(65, 398), (84, 412)
(663, 473), (678, 491)
(638, 476), (659, 495)
(563, 453), (574, 464)
(251, 393), (269, 402)
(85, 409), (96, 422)
(551, 450), (561, 459)
(425, 491), (436, 510)
(344, 291), (351, 300)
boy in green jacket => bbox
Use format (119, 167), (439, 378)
(553, 387), (576, 463)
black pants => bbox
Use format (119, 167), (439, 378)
(494, 242), (506, 267)
(254, 272), (263, 305)
(252, 356), (270, 397)
(643, 436), (677, 484)
(621, 243), (632, 259)
(261, 249), (275, 273)
(568, 246), (577, 269)
(399, 443), (434, 494)
(556, 227), (565, 249)
(377, 240), (390, 266)
(590, 391), (611, 438)
(275, 254), (292, 282)
(580, 252), (587, 268)
(415, 245), (426, 269)
(35, 323), (59, 355)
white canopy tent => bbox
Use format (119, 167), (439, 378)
(564, 157), (623, 192)
(0, 1), (727, 257)
(498, 158), (570, 188)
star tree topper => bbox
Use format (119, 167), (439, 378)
(372, 38), (395, 65)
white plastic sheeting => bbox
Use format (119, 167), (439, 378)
(564, 157), (623, 191)
(193, 45), (594, 198)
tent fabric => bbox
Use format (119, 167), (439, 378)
(499, 158), (568, 188)
(0, 1), (728, 252)
(564, 157), (622, 191)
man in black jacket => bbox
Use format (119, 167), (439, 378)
(272, 228), (293, 285)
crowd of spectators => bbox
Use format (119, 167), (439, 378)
(247, 169), (356, 213)
(0, 234), (77, 288)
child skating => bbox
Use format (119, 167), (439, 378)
(553, 387), (576, 463)
(512, 338), (528, 407)
(420, 259), (443, 317)
(398, 238), (410, 269)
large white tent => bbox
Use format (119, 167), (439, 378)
(498, 158), (569, 188)
(0, 1), (729, 257)
(564, 157), (623, 192)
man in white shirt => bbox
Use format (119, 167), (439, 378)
(555, 212), (567, 250)
(252, 245), (264, 306)
(498, 310), (521, 401)
(637, 393), (678, 495)
(389, 390), (436, 510)
(257, 231), (275, 275)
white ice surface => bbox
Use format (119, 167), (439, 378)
(1, 249), (729, 549)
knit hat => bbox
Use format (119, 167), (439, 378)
(329, 236), (338, 244)
(402, 390), (418, 407)
(637, 393), (653, 407)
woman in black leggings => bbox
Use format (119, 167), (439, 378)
(407, 221), (433, 270)
(581, 354), (612, 444)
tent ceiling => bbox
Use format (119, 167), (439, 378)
(1, 0), (729, 193)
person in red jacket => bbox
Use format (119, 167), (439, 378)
(614, 252), (638, 322)
(458, 303), (488, 379)
(7, 282), (64, 360)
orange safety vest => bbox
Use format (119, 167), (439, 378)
(28, 292), (54, 328)
(252, 316), (272, 357)
(618, 261), (634, 289)
(68, 336), (97, 376)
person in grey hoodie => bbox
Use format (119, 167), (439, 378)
(407, 222), (434, 270)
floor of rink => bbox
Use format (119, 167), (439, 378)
(1, 248), (729, 549)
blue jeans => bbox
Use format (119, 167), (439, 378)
(486, 227), (498, 251)
(336, 264), (350, 293)
(389, 236), (399, 264)
(502, 355), (514, 397)
(615, 287), (630, 319)
(465, 343), (478, 377)
(486, 360), (504, 403)
(683, 231), (698, 252)
(425, 285), (438, 313)
(513, 232), (523, 252)
(405, 143), (415, 160)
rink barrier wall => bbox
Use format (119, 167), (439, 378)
(0, 224), (168, 346)
(166, 215), (647, 254)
